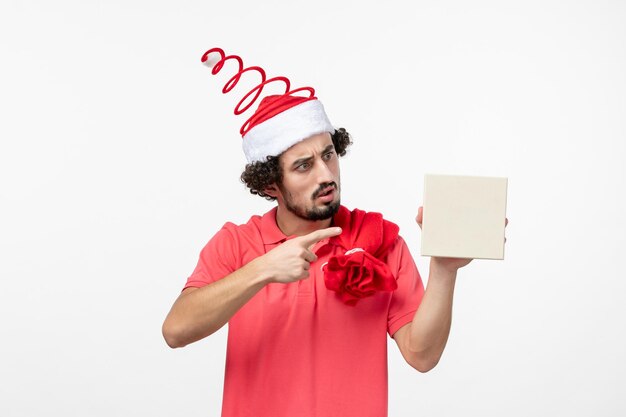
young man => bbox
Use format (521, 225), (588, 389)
(162, 48), (502, 417)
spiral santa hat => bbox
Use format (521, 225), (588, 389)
(201, 47), (335, 164)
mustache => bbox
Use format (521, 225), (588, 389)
(312, 182), (338, 200)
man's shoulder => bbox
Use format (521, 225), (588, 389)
(339, 205), (397, 226)
(213, 209), (272, 244)
(220, 213), (263, 231)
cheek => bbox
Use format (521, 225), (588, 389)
(330, 158), (340, 176)
(281, 175), (310, 199)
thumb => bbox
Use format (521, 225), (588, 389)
(416, 206), (423, 228)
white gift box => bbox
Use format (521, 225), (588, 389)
(421, 174), (508, 260)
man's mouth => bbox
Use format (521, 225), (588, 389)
(319, 187), (334, 197)
(315, 185), (337, 202)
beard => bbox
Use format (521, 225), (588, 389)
(280, 181), (341, 221)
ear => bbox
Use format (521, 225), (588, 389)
(263, 183), (280, 198)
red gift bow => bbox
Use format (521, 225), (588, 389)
(320, 206), (400, 306)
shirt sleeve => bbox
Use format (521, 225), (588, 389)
(183, 222), (240, 290)
(387, 236), (425, 337)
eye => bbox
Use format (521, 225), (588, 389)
(296, 162), (311, 171)
(322, 151), (335, 161)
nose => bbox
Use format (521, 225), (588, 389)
(314, 157), (334, 184)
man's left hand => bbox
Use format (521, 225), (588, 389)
(416, 206), (509, 273)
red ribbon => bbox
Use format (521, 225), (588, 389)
(320, 206), (400, 306)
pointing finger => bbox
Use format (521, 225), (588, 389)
(300, 227), (342, 248)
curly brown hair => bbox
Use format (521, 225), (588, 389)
(240, 128), (352, 201)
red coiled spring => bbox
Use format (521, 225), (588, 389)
(201, 47), (316, 136)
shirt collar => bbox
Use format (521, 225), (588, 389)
(260, 206), (289, 245)
(259, 205), (349, 246)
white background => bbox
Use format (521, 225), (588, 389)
(1, 0), (625, 416)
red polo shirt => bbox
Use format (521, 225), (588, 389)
(184, 207), (424, 417)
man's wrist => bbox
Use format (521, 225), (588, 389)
(247, 257), (275, 286)
(429, 258), (459, 282)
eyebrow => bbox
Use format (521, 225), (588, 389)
(290, 144), (335, 169)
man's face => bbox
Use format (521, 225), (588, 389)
(275, 132), (341, 221)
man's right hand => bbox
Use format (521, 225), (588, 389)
(256, 227), (342, 284)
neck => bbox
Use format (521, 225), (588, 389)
(275, 205), (333, 236)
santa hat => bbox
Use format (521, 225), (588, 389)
(201, 47), (335, 163)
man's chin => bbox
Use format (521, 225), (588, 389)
(312, 199), (341, 220)
(284, 194), (341, 222)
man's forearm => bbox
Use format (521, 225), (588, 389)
(407, 258), (457, 370)
(162, 259), (271, 348)
(162, 227), (339, 348)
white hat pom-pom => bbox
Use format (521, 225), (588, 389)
(202, 53), (221, 69)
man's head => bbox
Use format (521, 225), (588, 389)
(202, 48), (348, 219)
(240, 128), (352, 221)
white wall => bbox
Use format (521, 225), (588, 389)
(1, 0), (624, 415)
